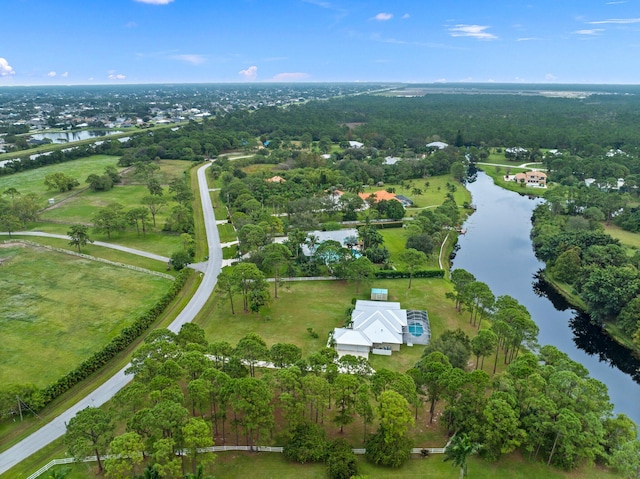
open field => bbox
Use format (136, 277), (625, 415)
(361, 174), (471, 212)
(603, 223), (640, 250)
(9, 234), (176, 274)
(381, 227), (441, 269)
(0, 244), (172, 388)
(197, 277), (487, 373)
(0, 155), (121, 202)
(120, 159), (192, 185)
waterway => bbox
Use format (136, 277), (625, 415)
(452, 171), (640, 426)
(30, 130), (122, 144)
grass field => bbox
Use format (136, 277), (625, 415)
(603, 223), (640, 250)
(0, 244), (172, 388)
(29, 445), (621, 479)
(362, 174), (471, 212)
(0, 155), (121, 203)
(10, 234), (176, 274)
(218, 222), (238, 243)
(197, 277), (483, 374)
(381, 227), (441, 269)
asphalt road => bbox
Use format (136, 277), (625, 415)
(0, 162), (222, 475)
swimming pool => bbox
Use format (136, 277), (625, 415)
(408, 322), (424, 337)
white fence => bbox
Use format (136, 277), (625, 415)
(3, 240), (174, 280)
(26, 444), (447, 478)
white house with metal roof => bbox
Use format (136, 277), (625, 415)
(332, 299), (429, 359)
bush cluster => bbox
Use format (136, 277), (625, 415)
(375, 269), (444, 279)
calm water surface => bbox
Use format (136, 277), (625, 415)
(452, 172), (640, 425)
(31, 130), (122, 144)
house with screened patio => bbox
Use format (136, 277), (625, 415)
(331, 298), (430, 359)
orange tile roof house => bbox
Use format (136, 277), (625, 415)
(358, 190), (399, 203)
(506, 171), (547, 188)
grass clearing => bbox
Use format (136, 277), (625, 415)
(362, 175), (471, 211)
(10, 234), (176, 274)
(380, 227), (441, 269)
(198, 278), (479, 369)
(602, 223), (640, 250)
(0, 155), (121, 203)
(0, 244), (172, 388)
(218, 222), (237, 243)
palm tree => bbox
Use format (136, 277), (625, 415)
(47, 467), (70, 479)
(443, 433), (481, 479)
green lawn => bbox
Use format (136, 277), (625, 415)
(0, 155), (121, 203)
(362, 174), (471, 212)
(10, 234), (177, 273)
(381, 227), (441, 269)
(603, 223), (640, 250)
(218, 223), (238, 243)
(34, 450), (622, 479)
(0, 244), (172, 388)
(198, 278), (479, 370)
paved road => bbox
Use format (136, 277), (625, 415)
(0, 162), (221, 475)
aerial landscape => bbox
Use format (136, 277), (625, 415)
(2, 1), (640, 479)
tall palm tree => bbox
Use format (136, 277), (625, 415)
(444, 433), (481, 479)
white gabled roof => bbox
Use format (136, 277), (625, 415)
(358, 317), (403, 345)
(334, 328), (372, 347)
(355, 300), (400, 310)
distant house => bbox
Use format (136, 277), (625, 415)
(426, 141), (448, 150)
(348, 140), (364, 149)
(506, 170), (547, 188)
(332, 300), (430, 358)
(383, 156), (402, 165)
(300, 228), (359, 256)
(266, 175), (286, 183)
(358, 189), (400, 203)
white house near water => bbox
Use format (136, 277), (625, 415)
(332, 299), (430, 359)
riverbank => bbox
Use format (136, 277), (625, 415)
(454, 171), (640, 427)
(480, 167), (640, 356)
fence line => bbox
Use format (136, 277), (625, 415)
(26, 444), (447, 478)
(3, 240), (174, 280)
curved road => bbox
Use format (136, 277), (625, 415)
(0, 162), (222, 475)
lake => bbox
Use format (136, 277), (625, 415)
(452, 171), (640, 426)
(30, 130), (123, 144)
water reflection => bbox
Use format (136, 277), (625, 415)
(533, 272), (640, 384)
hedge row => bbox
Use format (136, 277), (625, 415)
(374, 269), (445, 279)
(38, 269), (190, 406)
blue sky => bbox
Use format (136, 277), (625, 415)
(1, 0), (639, 85)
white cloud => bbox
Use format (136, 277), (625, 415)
(108, 73), (127, 80)
(374, 12), (393, 21)
(124, 21), (138, 28)
(271, 72), (310, 81)
(449, 24), (498, 40)
(0, 57), (15, 76)
(402, 13), (410, 20)
(545, 73), (558, 81)
(589, 17), (640, 24)
(171, 54), (206, 65)
(517, 37), (539, 41)
(61, 72), (68, 78)
(134, 0), (174, 4)
(574, 29), (604, 35)
(47, 71), (57, 77)
(238, 65), (258, 80)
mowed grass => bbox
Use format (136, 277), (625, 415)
(0, 155), (121, 203)
(8, 443), (621, 479)
(361, 174), (471, 212)
(602, 223), (640, 250)
(0, 244), (172, 388)
(210, 451), (620, 479)
(199, 278), (466, 366)
(381, 227), (441, 269)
